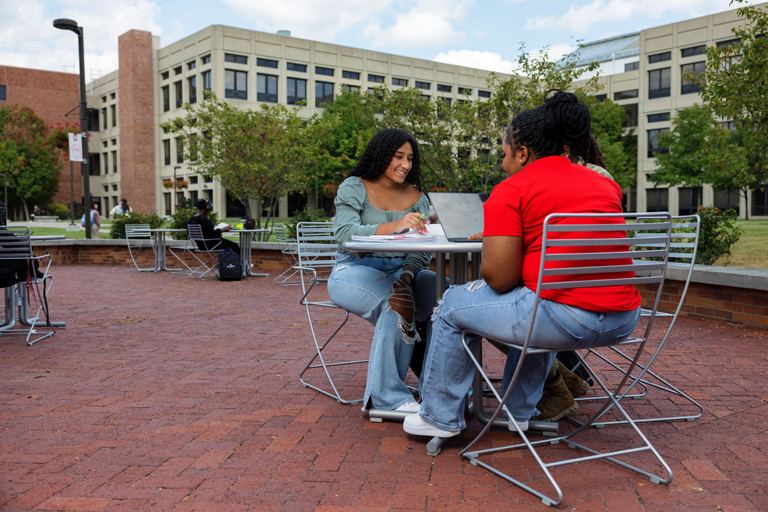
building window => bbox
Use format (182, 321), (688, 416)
(102, 140), (108, 148)
(257, 74), (278, 103)
(681, 62), (705, 94)
(112, 150), (117, 173)
(174, 81), (183, 108)
(101, 95), (107, 103)
(594, 94), (607, 101)
(646, 188), (669, 212)
(458, 87), (472, 95)
(714, 189), (739, 215)
(176, 138), (184, 164)
(162, 86), (169, 112)
(614, 89), (638, 100)
(478, 90), (491, 98)
(112, 185), (117, 191)
(103, 152), (108, 174)
(189, 175), (198, 185)
(441, 97), (452, 107)
(189, 190), (198, 203)
(678, 187), (701, 216)
(648, 68), (671, 99)
(225, 70), (247, 100)
(110, 92), (116, 100)
(202, 71), (211, 91)
(287, 77), (307, 104)
(681, 45), (705, 58)
(344, 84), (360, 93)
(110, 105), (116, 127)
(415, 81), (430, 90)
(342, 70), (360, 80)
(204, 176), (213, 183)
(164, 192), (171, 216)
(368, 74), (384, 83)
(717, 38), (741, 48)
(257, 58), (278, 68)
(648, 51), (671, 63)
(623, 104), (638, 127)
(202, 55), (211, 65)
(224, 53), (247, 64)
(188, 76), (197, 104)
(624, 62), (639, 71)
(174, 66), (182, 75)
(752, 188), (768, 217)
(288, 62), (307, 72)
(316, 66), (334, 76)
(163, 140), (171, 166)
(437, 84), (452, 93)
(161, 71), (169, 80)
(419, 94), (431, 102)
(392, 77), (408, 86)
(315, 81), (334, 107)
(188, 61), (196, 70)
(648, 128), (669, 158)
(111, 138), (117, 146)
(648, 112), (670, 123)
(101, 108), (108, 129)
(722, 121), (737, 131)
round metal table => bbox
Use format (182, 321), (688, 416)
(229, 229), (271, 277)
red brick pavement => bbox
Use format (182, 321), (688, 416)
(0, 266), (766, 511)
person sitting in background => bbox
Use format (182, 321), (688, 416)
(188, 197), (240, 255)
(31, 205), (44, 220)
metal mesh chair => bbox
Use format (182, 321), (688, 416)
(273, 223), (302, 285)
(184, 224), (223, 280)
(296, 222), (367, 405)
(458, 212), (674, 507)
(125, 224), (155, 271)
(0, 226), (56, 345)
(574, 214), (703, 427)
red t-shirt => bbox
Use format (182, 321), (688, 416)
(483, 156), (641, 312)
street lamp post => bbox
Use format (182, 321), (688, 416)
(173, 166), (181, 211)
(53, 18), (91, 238)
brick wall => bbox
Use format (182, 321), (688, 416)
(0, 66), (82, 206)
(118, 30), (156, 214)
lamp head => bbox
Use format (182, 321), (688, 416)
(53, 18), (81, 35)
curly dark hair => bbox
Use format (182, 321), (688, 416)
(543, 90), (606, 168)
(348, 129), (423, 191)
(504, 90), (592, 162)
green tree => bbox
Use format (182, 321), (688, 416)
(164, 93), (337, 231)
(583, 97), (637, 189)
(0, 105), (62, 220)
(693, 0), (768, 209)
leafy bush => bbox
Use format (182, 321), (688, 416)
(169, 207), (219, 240)
(286, 207), (328, 239)
(46, 203), (70, 220)
(109, 211), (163, 239)
(696, 206), (742, 266)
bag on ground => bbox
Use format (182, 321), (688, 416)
(217, 249), (241, 281)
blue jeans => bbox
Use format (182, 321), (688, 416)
(327, 253), (440, 410)
(419, 281), (641, 432)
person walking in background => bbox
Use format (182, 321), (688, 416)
(110, 198), (132, 218)
(82, 204), (101, 239)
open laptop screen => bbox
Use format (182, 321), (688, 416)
(428, 192), (488, 242)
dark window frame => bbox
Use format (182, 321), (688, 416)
(614, 89), (639, 100)
(174, 66), (182, 75)
(681, 61), (705, 94)
(648, 128), (669, 158)
(162, 86), (169, 112)
(681, 45), (705, 58)
(392, 77), (408, 86)
(622, 103), (638, 127)
(458, 87), (472, 95)
(287, 62), (307, 72)
(342, 70), (360, 80)
(287, 77), (307, 105)
(257, 73), (278, 103)
(225, 69), (248, 100)
(202, 70), (212, 92)
(647, 112), (670, 123)
(648, 68), (671, 99)
(415, 81), (430, 90)
(646, 188), (669, 213)
(368, 74), (384, 83)
(648, 51), (671, 63)
(224, 53), (248, 64)
(624, 62), (639, 72)
(163, 139), (171, 166)
(315, 66), (334, 76)
(161, 71), (169, 80)
(437, 84), (452, 93)
(174, 81), (183, 108)
(201, 55), (211, 65)
(188, 75), (197, 104)
(187, 61), (196, 70)
(257, 58), (278, 68)
(478, 90), (491, 98)
(110, 104), (116, 127)
(315, 81), (334, 108)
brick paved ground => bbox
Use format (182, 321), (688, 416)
(1, 266), (766, 511)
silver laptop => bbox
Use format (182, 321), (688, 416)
(428, 192), (488, 243)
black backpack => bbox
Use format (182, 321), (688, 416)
(0, 259), (28, 289)
(217, 249), (242, 281)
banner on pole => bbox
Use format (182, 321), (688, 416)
(68, 133), (83, 162)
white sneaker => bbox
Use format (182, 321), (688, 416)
(395, 401), (421, 413)
(508, 419), (529, 432)
(403, 414), (460, 438)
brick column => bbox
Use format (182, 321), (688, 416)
(118, 30), (155, 213)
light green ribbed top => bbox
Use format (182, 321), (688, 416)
(334, 177), (432, 273)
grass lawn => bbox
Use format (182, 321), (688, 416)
(717, 219), (768, 270)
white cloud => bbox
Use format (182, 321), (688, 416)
(0, 0), (166, 82)
(222, 0), (395, 41)
(363, 0), (474, 47)
(529, 42), (577, 62)
(434, 49), (515, 73)
(526, 0), (734, 34)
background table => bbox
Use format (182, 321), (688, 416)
(229, 229), (270, 277)
(148, 229), (186, 272)
(343, 235), (557, 453)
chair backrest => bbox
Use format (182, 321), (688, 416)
(0, 226), (33, 260)
(528, 212), (673, 349)
(274, 224), (290, 242)
(125, 224), (151, 239)
(296, 221), (337, 269)
(188, 223), (205, 241)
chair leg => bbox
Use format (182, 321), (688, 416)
(127, 244), (155, 272)
(299, 308), (367, 405)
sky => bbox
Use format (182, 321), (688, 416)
(0, 0), (739, 83)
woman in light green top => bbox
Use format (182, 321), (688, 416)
(328, 129), (439, 412)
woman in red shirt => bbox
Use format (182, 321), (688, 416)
(404, 93), (641, 438)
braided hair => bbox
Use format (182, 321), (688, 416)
(348, 128), (424, 191)
(543, 90), (606, 168)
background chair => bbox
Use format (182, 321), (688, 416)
(458, 212), (674, 507)
(273, 223), (302, 286)
(184, 224), (223, 280)
(296, 222), (367, 405)
(125, 224), (155, 271)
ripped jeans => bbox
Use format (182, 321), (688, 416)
(327, 253), (439, 410)
(419, 282), (641, 432)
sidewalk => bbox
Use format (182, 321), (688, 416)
(0, 266), (766, 511)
